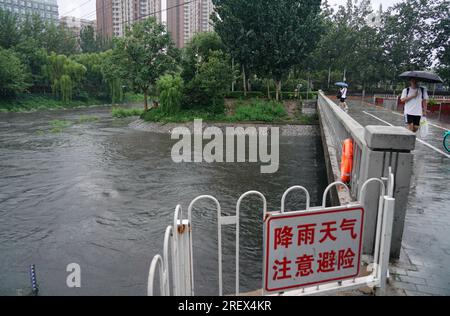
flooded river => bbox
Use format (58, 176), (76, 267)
(0, 106), (328, 296)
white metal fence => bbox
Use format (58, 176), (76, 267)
(148, 172), (396, 296)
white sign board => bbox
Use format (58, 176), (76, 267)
(264, 206), (364, 293)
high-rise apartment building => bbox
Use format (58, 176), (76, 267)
(167, 0), (214, 48)
(96, 0), (161, 38)
(60, 16), (97, 39)
(0, 0), (58, 24)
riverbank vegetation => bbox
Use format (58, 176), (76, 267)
(112, 108), (145, 118)
(1, 0), (448, 119)
(0, 9), (140, 112)
(141, 99), (291, 123)
(0, 92), (143, 113)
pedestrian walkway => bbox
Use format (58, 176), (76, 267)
(336, 99), (450, 296)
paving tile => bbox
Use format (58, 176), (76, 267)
(404, 290), (432, 296)
(390, 267), (408, 276)
(398, 275), (427, 285)
(390, 281), (417, 291)
(344, 100), (450, 297)
(415, 285), (450, 296)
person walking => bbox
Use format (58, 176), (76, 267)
(339, 85), (349, 112)
(400, 78), (428, 133)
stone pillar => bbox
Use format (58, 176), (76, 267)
(360, 126), (415, 259)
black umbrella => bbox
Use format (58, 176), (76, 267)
(399, 71), (444, 83)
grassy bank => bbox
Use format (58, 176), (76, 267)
(0, 93), (145, 113)
(112, 107), (144, 118)
(140, 99), (317, 124)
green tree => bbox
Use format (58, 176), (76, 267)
(0, 48), (29, 96)
(380, 0), (434, 87)
(46, 53), (86, 102)
(181, 32), (225, 83)
(112, 17), (179, 111)
(79, 25), (98, 53)
(74, 52), (107, 99)
(429, 0), (450, 84)
(184, 51), (232, 111)
(59, 74), (73, 103)
(101, 50), (124, 103)
(212, 0), (260, 95)
(21, 14), (46, 47)
(157, 74), (184, 115)
(14, 40), (48, 90)
(42, 23), (79, 56)
(303, 0), (385, 91)
(0, 8), (21, 49)
(213, 0), (323, 100)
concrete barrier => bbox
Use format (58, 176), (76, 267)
(317, 91), (415, 259)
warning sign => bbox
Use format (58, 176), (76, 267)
(264, 206), (364, 293)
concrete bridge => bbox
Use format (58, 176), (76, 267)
(318, 92), (450, 296)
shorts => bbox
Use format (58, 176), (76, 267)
(340, 98), (347, 103)
(406, 114), (421, 126)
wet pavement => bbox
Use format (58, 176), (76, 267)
(339, 99), (450, 296)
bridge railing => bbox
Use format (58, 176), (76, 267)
(317, 91), (416, 258)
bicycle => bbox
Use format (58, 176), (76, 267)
(444, 130), (450, 153)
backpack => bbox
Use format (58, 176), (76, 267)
(337, 90), (342, 99)
(407, 87), (425, 100)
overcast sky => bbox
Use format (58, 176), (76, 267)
(57, 0), (403, 21)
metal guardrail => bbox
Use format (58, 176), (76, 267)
(147, 173), (396, 296)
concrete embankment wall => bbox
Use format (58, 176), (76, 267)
(317, 92), (416, 259)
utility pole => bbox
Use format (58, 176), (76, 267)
(328, 66), (331, 89)
(231, 58), (235, 92)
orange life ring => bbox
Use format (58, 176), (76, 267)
(341, 139), (354, 183)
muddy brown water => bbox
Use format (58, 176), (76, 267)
(0, 106), (328, 295)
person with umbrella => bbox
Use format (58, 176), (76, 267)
(399, 71), (443, 133)
(335, 82), (349, 112)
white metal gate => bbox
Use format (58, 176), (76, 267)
(147, 171), (396, 296)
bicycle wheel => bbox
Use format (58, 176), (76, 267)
(444, 132), (450, 153)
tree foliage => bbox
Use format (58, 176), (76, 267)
(212, 0), (323, 100)
(157, 74), (184, 115)
(46, 53), (86, 102)
(181, 33), (232, 111)
(0, 48), (29, 96)
(112, 17), (179, 110)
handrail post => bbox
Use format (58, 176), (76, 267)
(361, 126), (415, 258)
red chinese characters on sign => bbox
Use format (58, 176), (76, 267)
(340, 219), (358, 239)
(265, 207), (364, 293)
(295, 254), (314, 277)
(274, 226), (293, 250)
(272, 257), (292, 280)
(338, 248), (356, 270)
(319, 221), (337, 243)
(317, 250), (336, 273)
(297, 224), (316, 246)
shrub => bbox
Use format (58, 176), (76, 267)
(233, 99), (288, 122)
(428, 99), (438, 106)
(111, 107), (144, 118)
(225, 91), (264, 99)
(157, 74), (183, 115)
